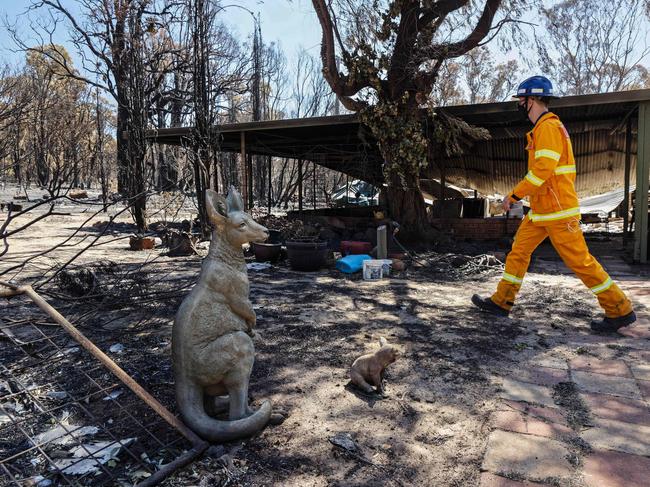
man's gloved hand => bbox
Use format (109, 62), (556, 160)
(502, 196), (513, 213)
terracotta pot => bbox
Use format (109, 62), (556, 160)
(130, 236), (155, 251)
(252, 242), (282, 262)
(286, 240), (328, 271)
(168, 232), (196, 256)
(388, 252), (407, 260)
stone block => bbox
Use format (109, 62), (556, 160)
(498, 378), (556, 408)
(515, 366), (569, 387)
(571, 370), (642, 399)
(569, 357), (632, 378)
(583, 449), (650, 487)
(482, 430), (572, 480)
(527, 356), (568, 370)
(479, 472), (541, 487)
(618, 324), (650, 339)
(500, 400), (567, 426)
(629, 363), (650, 381)
(490, 411), (572, 439)
(581, 417), (650, 456)
(580, 393), (650, 426)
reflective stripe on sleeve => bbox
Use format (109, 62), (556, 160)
(528, 207), (581, 222)
(554, 165), (576, 175)
(590, 277), (613, 295)
(535, 149), (561, 161)
(525, 170), (545, 186)
(502, 272), (523, 285)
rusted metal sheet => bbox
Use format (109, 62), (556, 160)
(429, 129), (638, 197)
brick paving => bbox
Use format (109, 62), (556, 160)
(569, 357), (633, 377)
(482, 430), (572, 480)
(583, 449), (650, 487)
(479, 472), (543, 486)
(490, 410), (573, 439)
(582, 417), (650, 456)
(514, 366), (570, 387)
(580, 392), (650, 425)
(497, 377), (557, 407)
(479, 254), (650, 486)
(571, 370), (642, 399)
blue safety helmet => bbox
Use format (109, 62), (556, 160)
(513, 75), (558, 98)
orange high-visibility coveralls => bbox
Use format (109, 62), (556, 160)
(491, 112), (633, 318)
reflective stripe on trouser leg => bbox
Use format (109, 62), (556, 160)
(491, 216), (548, 311)
(547, 223), (633, 318)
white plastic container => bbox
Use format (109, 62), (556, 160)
(363, 260), (383, 280)
(379, 259), (392, 277)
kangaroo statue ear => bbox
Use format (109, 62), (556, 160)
(206, 189), (228, 226)
(226, 187), (244, 213)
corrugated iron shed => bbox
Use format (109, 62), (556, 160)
(148, 89), (650, 262)
(149, 89), (647, 197)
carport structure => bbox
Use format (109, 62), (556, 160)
(149, 89), (650, 263)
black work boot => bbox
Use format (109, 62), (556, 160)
(471, 294), (509, 317)
(590, 311), (636, 333)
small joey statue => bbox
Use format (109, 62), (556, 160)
(172, 188), (272, 442)
(349, 337), (399, 396)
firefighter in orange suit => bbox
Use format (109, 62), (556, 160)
(472, 76), (636, 332)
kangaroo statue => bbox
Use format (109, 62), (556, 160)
(172, 188), (272, 442)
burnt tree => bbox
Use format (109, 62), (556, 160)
(312, 0), (515, 239)
(14, 0), (183, 230)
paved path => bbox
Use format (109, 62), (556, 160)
(480, 255), (650, 487)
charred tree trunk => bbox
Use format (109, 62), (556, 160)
(116, 90), (130, 195)
(11, 124), (22, 187)
(385, 172), (429, 242)
(125, 13), (149, 232)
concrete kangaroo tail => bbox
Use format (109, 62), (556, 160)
(176, 377), (271, 442)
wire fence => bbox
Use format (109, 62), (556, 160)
(0, 295), (198, 486)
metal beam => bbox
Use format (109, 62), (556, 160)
(634, 102), (650, 263)
(623, 116), (632, 245)
(247, 154), (253, 209)
(298, 159), (303, 216)
(267, 155), (272, 215)
(313, 163), (317, 210)
(241, 132), (248, 210)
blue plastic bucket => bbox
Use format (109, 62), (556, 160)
(336, 254), (372, 274)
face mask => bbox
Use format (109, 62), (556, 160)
(518, 98), (531, 122)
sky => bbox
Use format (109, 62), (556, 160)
(0, 0), (323, 68)
(1, 1), (648, 96)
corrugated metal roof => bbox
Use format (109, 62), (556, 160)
(431, 129), (637, 197)
(149, 89), (650, 197)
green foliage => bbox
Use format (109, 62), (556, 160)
(327, 1), (498, 190)
(360, 96), (428, 187)
(360, 94), (490, 188)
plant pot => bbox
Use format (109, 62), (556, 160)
(388, 252), (407, 260)
(252, 242), (282, 262)
(130, 236), (155, 251)
(340, 240), (373, 255)
(267, 229), (283, 244)
(286, 240), (328, 271)
(167, 231), (197, 256)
